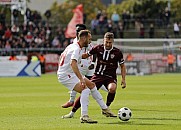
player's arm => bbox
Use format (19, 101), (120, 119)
(82, 53), (90, 59)
(70, 59), (85, 88)
(119, 63), (126, 89)
(71, 59), (83, 80)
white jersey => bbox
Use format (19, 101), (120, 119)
(57, 42), (82, 75)
(73, 38), (94, 76)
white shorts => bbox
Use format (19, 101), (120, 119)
(86, 69), (94, 76)
(57, 73), (79, 91)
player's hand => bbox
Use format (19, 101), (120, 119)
(121, 80), (126, 89)
(80, 79), (86, 89)
(88, 64), (94, 70)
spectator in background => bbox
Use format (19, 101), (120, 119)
(12, 9), (19, 25)
(26, 8), (32, 24)
(5, 40), (11, 55)
(149, 23), (155, 38)
(164, 7), (171, 27)
(98, 14), (105, 35)
(118, 21), (124, 38)
(167, 52), (176, 72)
(44, 10), (51, 22)
(38, 53), (46, 74)
(0, 22), (4, 40)
(139, 23), (144, 38)
(25, 32), (34, 44)
(122, 10), (127, 29)
(9, 53), (18, 61)
(0, 9), (6, 27)
(11, 24), (20, 36)
(51, 36), (60, 48)
(111, 11), (120, 25)
(125, 11), (131, 30)
(4, 27), (12, 40)
(106, 19), (113, 33)
(126, 53), (133, 62)
(173, 21), (180, 38)
(91, 18), (98, 35)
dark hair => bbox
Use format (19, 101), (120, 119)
(76, 24), (87, 37)
(104, 32), (114, 39)
(78, 30), (91, 39)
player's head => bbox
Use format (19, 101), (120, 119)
(103, 32), (114, 50)
(78, 30), (91, 47)
(76, 24), (87, 37)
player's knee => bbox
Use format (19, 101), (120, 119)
(108, 86), (116, 93)
(91, 82), (96, 87)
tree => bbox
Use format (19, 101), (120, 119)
(107, 0), (137, 18)
(49, 0), (106, 25)
(106, 0), (167, 20)
(171, 0), (181, 21)
(133, 0), (166, 19)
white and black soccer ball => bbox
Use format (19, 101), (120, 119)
(118, 107), (132, 121)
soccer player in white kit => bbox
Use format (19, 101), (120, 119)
(61, 24), (108, 108)
(57, 30), (114, 123)
(61, 24), (95, 108)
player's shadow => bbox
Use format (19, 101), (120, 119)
(105, 121), (166, 126)
(134, 117), (181, 121)
(131, 108), (176, 112)
(104, 116), (181, 126)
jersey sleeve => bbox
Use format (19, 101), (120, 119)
(88, 44), (99, 56)
(118, 50), (125, 65)
(71, 47), (81, 62)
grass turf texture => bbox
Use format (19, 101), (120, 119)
(0, 74), (181, 130)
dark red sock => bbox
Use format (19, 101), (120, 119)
(106, 92), (115, 107)
(72, 96), (81, 112)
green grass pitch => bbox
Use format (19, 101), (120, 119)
(0, 74), (181, 130)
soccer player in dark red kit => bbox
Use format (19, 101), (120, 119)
(62, 32), (126, 118)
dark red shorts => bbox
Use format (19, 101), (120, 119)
(90, 74), (117, 90)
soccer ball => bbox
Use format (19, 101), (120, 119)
(118, 107), (132, 121)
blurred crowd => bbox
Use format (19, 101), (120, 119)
(0, 7), (180, 56)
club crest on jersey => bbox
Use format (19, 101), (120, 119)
(111, 54), (115, 59)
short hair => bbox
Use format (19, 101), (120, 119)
(76, 24), (87, 36)
(78, 30), (91, 39)
(104, 32), (114, 39)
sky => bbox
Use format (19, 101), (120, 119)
(27, 0), (65, 14)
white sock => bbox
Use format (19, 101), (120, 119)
(69, 111), (75, 116)
(80, 88), (90, 116)
(69, 90), (77, 102)
(91, 87), (108, 109)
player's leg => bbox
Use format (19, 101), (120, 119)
(59, 74), (97, 123)
(62, 96), (81, 118)
(62, 63), (92, 108)
(62, 76), (117, 119)
(84, 77), (116, 117)
(61, 90), (77, 108)
(73, 82), (97, 123)
(106, 83), (117, 107)
(62, 78), (109, 118)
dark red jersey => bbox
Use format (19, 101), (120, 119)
(88, 44), (124, 79)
